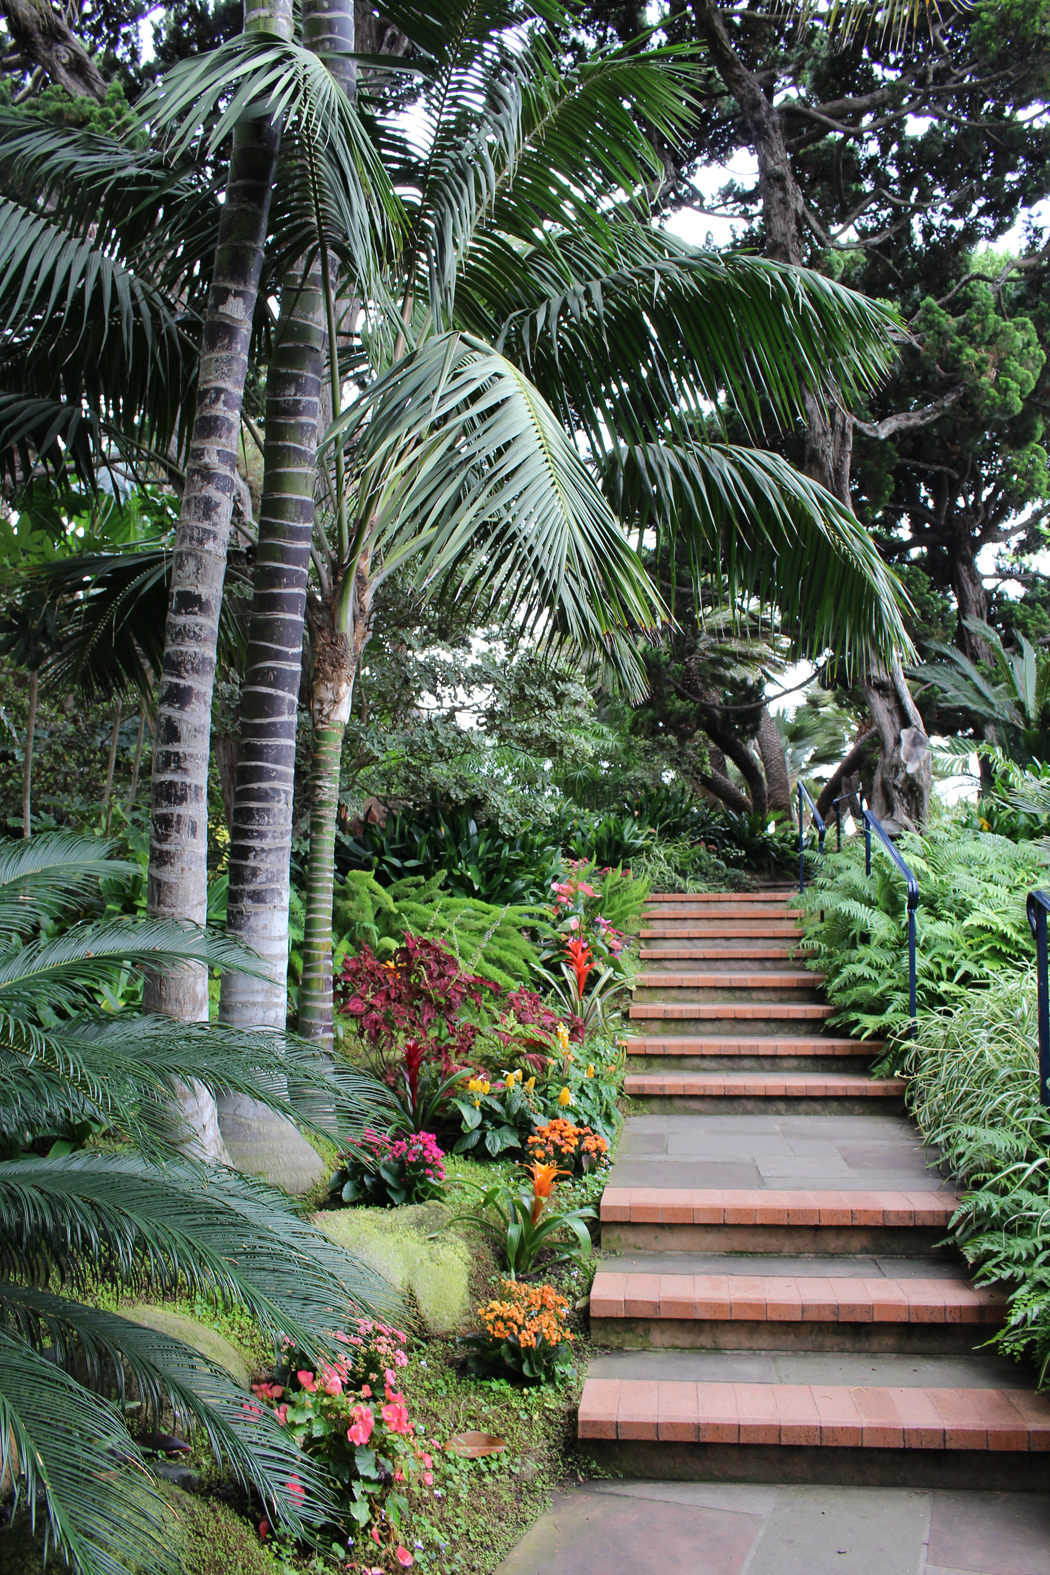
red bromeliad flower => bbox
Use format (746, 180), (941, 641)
(564, 936), (593, 997)
(525, 1159), (566, 1224)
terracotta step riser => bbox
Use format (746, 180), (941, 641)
(643, 920), (801, 933)
(628, 1054), (874, 1072)
(645, 893), (799, 904)
(634, 986), (824, 1004)
(640, 952), (803, 969)
(627, 1038), (878, 1058)
(629, 1016), (836, 1036)
(579, 1440), (1050, 1491)
(589, 1320), (1004, 1356)
(601, 1224), (954, 1257)
(625, 1094), (907, 1115)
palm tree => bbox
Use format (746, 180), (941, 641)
(284, 9), (912, 1044)
(0, 834), (393, 1575)
(911, 618), (1050, 767)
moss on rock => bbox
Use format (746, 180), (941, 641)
(122, 1304), (251, 1389)
(313, 1202), (473, 1334)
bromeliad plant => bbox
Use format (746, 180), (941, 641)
(0, 835), (396, 1575)
(454, 1161), (596, 1279)
(464, 1281), (575, 1384)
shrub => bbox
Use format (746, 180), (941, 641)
(261, 1323), (429, 1566)
(450, 1069), (544, 1158)
(526, 1118), (609, 1177)
(335, 933), (499, 1071)
(799, 817), (1049, 1058)
(328, 1130), (446, 1208)
(464, 1281), (574, 1384)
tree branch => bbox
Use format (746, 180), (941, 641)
(852, 385), (966, 440)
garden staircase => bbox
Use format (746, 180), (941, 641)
(578, 886), (1050, 1488)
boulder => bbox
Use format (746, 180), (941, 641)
(216, 1094), (325, 1195)
(313, 1202), (474, 1335)
(122, 1304), (251, 1390)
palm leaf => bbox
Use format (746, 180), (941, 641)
(0, 833), (131, 939)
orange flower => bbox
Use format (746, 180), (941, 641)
(524, 1159), (566, 1224)
(564, 936), (593, 996)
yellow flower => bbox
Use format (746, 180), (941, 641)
(525, 1077), (536, 1092)
(585, 1064), (595, 1078)
(558, 1086), (572, 1107)
(473, 1098), (481, 1108)
(556, 1022), (570, 1050)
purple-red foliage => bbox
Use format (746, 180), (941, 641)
(501, 988), (584, 1048)
(335, 932), (498, 1070)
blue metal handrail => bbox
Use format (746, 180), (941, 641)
(1026, 890), (1050, 1107)
(797, 780), (826, 895)
(863, 808), (919, 1029)
(832, 789), (863, 853)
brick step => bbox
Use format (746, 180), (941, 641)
(600, 1188), (957, 1257)
(577, 1378), (1050, 1487)
(643, 906), (803, 922)
(644, 892), (800, 904)
(630, 1002), (834, 1021)
(641, 924), (802, 939)
(635, 945), (799, 957)
(590, 1270), (1007, 1354)
(627, 1036), (874, 1067)
(633, 973), (824, 1005)
(624, 1071), (904, 1114)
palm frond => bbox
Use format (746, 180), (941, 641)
(0, 1327), (176, 1575)
(327, 330), (664, 693)
(0, 1154), (396, 1345)
(0, 833), (130, 939)
(2, 1288), (339, 1538)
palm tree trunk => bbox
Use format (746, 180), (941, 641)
(298, 567), (371, 1046)
(144, 0), (292, 1163)
(146, 0), (292, 1019)
(126, 705), (146, 809)
(21, 669), (37, 839)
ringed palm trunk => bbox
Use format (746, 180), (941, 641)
(298, 558), (372, 1046)
(145, 0), (292, 1162)
(217, 0), (357, 1176)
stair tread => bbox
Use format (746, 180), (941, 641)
(600, 1187), (957, 1225)
(639, 948), (801, 959)
(627, 1035), (872, 1054)
(634, 972), (824, 988)
(641, 926), (803, 938)
(625, 1072), (901, 1096)
(577, 1378), (1050, 1447)
(644, 893), (800, 903)
(630, 1003), (835, 1019)
(590, 1269), (1007, 1322)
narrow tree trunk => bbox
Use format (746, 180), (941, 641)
(127, 706), (146, 809)
(298, 567), (371, 1046)
(953, 549), (991, 664)
(757, 705), (792, 817)
(102, 698), (121, 834)
(689, 0), (929, 829)
(21, 669), (37, 839)
(147, 0), (291, 1016)
(214, 735), (239, 838)
(144, 0), (292, 1163)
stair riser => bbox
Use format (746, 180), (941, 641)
(601, 1223), (953, 1257)
(629, 1014), (834, 1035)
(624, 1094), (907, 1115)
(589, 1319), (1004, 1355)
(633, 985), (824, 1004)
(579, 1441), (1050, 1491)
(643, 920), (801, 934)
(627, 1054), (873, 1072)
(640, 953), (804, 971)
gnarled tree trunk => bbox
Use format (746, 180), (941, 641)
(757, 705), (792, 817)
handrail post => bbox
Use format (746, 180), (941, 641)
(863, 807), (919, 1037)
(908, 903), (917, 1034)
(865, 816), (871, 876)
(1026, 892), (1050, 1107)
(798, 781), (804, 896)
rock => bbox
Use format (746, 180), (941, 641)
(122, 1304), (251, 1390)
(313, 1202), (473, 1335)
(216, 1094), (325, 1195)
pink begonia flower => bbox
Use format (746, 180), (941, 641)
(423, 1471), (433, 1486)
(347, 1405), (374, 1447)
(273, 1405), (288, 1426)
(361, 1384), (372, 1397)
(422, 1453), (433, 1470)
(394, 1350), (408, 1367)
(320, 1366), (343, 1395)
(396, 1549), (414, 1567)
(394, 1468), (405, 1482)
(286, 1477), (305, 1499)
(382, 1399), (411, 1434)
(371, 1526), (381, 1544)
(296, 1370), (317, 1392)
(258, 1520), (269, 1540)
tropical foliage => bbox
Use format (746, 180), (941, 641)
(0, 836), (393, 1575)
